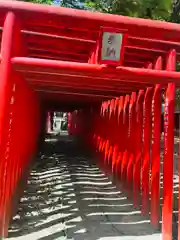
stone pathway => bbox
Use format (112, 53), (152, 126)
(7, 135), (161, 240)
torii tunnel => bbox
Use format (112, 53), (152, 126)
(1, 1), (180, 239)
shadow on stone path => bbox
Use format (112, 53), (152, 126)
(7, 134), (161, 240)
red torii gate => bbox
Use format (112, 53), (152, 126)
(0, 1), (179, 239)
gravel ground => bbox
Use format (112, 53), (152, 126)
(7, 134), (162, 240)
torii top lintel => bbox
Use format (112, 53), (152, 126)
(0, 0), (179, 41)
(0, 0), (180, 65)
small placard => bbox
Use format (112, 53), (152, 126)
(101, 32), (123, 62)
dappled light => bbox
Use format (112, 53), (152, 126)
(8, 136), (161, 240)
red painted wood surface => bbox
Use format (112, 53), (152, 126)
(115, 96), (124, 177)
(141, 87), (153, 215)
(133, 90), (144, 207)
(121, 95), (130, 184)
(150, 56), (162, 227)
(0, 2), (180, 239)
(127, 92), (136, 193)
(0, 12), (40, 237)
(162, 50), (176, 240)
(151, 84), (161, 226)
(112, 98), (120, 174)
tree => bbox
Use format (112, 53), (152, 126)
(85, 0), (172, 20)
(171, 0), (180, 23)
(24, 0), (52, 3)
(59, 0), (85, 9)
(23, 0), (86, 9)
(24, 0), (172, 19)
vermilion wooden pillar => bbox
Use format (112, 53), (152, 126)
(133, 89), (144, 207)
(127, 92), (136, 192)
(141, 86), (153, 215)
(104, 101), (111, 167)
(115, 96), (124, 176)
(68, 112), (72, 135)
(99, 102), (106, 156)
(121, 95), (130, 185)
(112, 98), (120, 174)
(162, 49), (176, 240)
(141, 62), (153, 215)
(97, 103), (104, 153)
(107, 99), (115, 166)
(0, 12), (20, 237)
(151, 56), (162, 227)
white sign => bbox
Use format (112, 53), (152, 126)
(101, 32), (123, 62)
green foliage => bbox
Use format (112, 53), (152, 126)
(23, 0), (86, 9)
(24, 0), (52, 4)
(85, 0), (112, 13)
(171, 0), (180, 23)
(85, 0), (172, 20)
(24, 0), (173, 20)
(60, 0), (85, 9)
